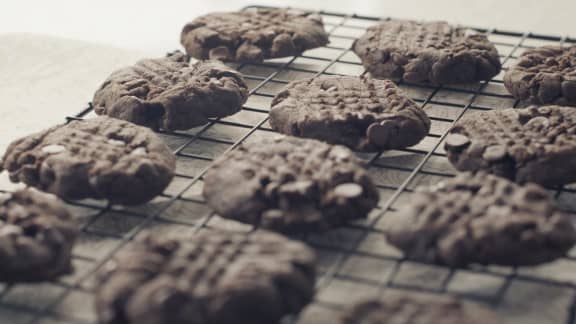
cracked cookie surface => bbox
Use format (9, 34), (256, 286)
(1, 117), (175, 205)
(504, 46), (576, 106)
(93, 51), (248, 130)
(340, 291), (501, 324)
(269, 76), (430, 152)
(353, 20), (501, 84)
(202, 136), (379, 233)
(95, 230), (316, 324)
(181, 8), (329, 62)
(383, 172), (576, 267)
(445, 105), (576, 186)
(0, 189), (77, 282)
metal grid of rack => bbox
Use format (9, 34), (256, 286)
(1, 5), (576, 324)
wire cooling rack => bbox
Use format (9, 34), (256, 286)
(1, 4), (576, 324)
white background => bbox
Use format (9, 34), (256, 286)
(1, 0), (575, 54)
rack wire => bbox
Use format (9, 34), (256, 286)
(1, 5), (576, 324)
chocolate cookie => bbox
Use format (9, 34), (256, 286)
(340, 291), (500, 324)
(445, 106), (576, 186)
(504, 46), (576, 106)
(0, 189), (77, 282)
(1, 117), (175, 205)
(93, 51), (248, 130)
(269, 76), (430, 152)
(95, 230), (316, 324)
(202, 136), (379, 233)
(383, 172), (576, 267)
(353, 20), (501, 84)
(181, 8), (329, 62)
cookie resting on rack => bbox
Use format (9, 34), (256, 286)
(340, 291), (501, 324)
(504, 45), (576, 106)
(445, 105), (576, 187)
(269, 76), (430, 152)
(383, 172), (576, 267)
(181, 8), (329, 62)
(202, 136), (379, 233)
(95, 230), (316, 324)
(353, 20), (501, 84)
(0, 189), (77, 282)
(0, 117), (175, 205)
(93, 51), (248, 130)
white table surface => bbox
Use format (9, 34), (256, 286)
(0, 0), (575, 153)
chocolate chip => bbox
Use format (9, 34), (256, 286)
(526, 116), (550, 128)
(367, 120), (398, 147)
(107, 139), (125, 146)
(482, 145), (507, 161)
(209, 46), (233, 61)
(41, 144), (66, 154)
(445, 133), (470, 149)
(333, 183), (363, 198)
(131, 147), (148, 156)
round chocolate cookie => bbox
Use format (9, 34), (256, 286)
(1, 117), (175, 205)
(340, 291), (501, 324)
(383, 172), (576, 267)
(352, 20), (501, 84)
(0, 189), (77, 282)
(93, 51), (248, 130)
(95, 230), (316, 324)
(504, 46), (576, 106)
(202, 136), (379, 233)
(180, 8), (329, 62)
(269, 76), (430, 152)
(445, 106), (576, 186)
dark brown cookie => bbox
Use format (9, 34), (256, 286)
(504, 46), (576, 106)
(340, 291), (501, 324)
(445, 106), (576, 186)
(353, 20), (501, 84)
(202, 136), (379, 233)
(269, 76), (430, 152)
(0, 189), (77, 282)
(93, 51), (248, 130)
(181, 8), (329, 62)
(383, 172), (576, 267)
(0, 117), (175, 205)
(95, 230), (316, 324)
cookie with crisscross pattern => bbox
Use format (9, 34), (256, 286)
(269, 76), (430, 152)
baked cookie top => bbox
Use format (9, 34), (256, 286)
(93, 51), (248, 130)
(353, 20), (501, 84)
(340, 291), (501, 324)
(504, 45), (576, 106)
(0, 189), (77, 282)
(95, 230), (316, 324)
(1, 117), (175, 205)
(181, 8), (329, 62)
(445, 105), (576, 186)
(383, 172), (576, 267)
(202, 136), (379, 233)
(269, 76), (430, 152)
